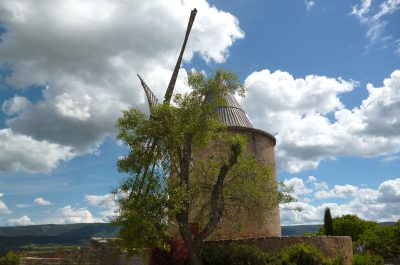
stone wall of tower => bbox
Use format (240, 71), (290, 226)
(185, 126), (281, 240)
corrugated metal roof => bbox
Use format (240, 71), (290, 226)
(215, 93), (253, 128)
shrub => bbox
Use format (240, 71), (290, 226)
(202, 243), (278, 265)
(202, 243), (345, 265)
(0, 251), (19, 265)
(352, 253), (384, 265)
(279, 243), (342, 265)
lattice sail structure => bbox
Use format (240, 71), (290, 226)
(137, 74), (159, 109)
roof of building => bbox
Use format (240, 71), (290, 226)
(215, 93), (253, 128)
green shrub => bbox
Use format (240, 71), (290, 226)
(202, 243), (345, 265)
(279, 243), (341, 265)
(352, 253), (384, 265)
(202, 243), (278, 265)
(0, 251), (20, 265)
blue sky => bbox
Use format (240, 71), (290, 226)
(0, 0), (399, 226)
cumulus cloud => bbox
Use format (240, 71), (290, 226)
(240, 69), (400, 172)
(284, 177), (312, 198)
(377, 178), (400, 202)
(85, 193), (117, 219)
(34, 197), (51, 206)
(0, 129), (74, 173)
(314, 184), (359, 199)
(0, 0), (243, 172)
(0, 194), (11, 215)
(57, 205), (96, 224)
(280, 176), (400, 225)
(7, 215), (33, 226)
(351, 0), (400, 48)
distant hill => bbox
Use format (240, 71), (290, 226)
(281, 224), (322, 236)
(0, 223), (119, 237)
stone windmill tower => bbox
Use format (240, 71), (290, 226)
(137, 9), (281, 239)
(210, 93), (281, 238)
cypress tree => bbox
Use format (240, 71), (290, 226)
(324, 207), (334, 236)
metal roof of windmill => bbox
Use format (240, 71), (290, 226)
(215, 93), (253, 128)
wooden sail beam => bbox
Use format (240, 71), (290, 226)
(138, 8), (197, 109)
(164, 8), (197, 104)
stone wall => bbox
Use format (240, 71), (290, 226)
(19, 251), (146, 265)
(19, 236), (353, 265)
(206, 236), (353, 265)
(18, 238), (146, 265)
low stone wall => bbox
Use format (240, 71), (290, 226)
(19, 236), (352, 265)
(207, 236), (353, 265)
(18, 250), (146, 265)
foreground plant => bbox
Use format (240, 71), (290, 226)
(113, 70), (292, 265)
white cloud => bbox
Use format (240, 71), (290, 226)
(284, 177), (312, 197)
(34, 197), (51, 206)
(0, 129), (74, 173)
(85, 193), (117, 219)
(314, 181), (329, 191)
(85, 194), (116, 209)
(1, 96), (31, 116)
(7, 215), (33, 226)
(305, 0), (315, 11)
(377, 178), (400, 202)
(314, 184), (359, 199)
(351, 0), (400, 48)
(306, 176), (317, 183)
(57, 205), (96, 224)
(240, 69), (400, 173)
(280, 176), (400, 225)
(0, 0), (244, 172)
(0, 194), (12, 215)
(351, 0), (373, 19)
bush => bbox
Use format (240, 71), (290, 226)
(202, 243), (277, 265)
(202, 243), (345, 265)
(352, 253), (384, 265)
(279, 243), (343, 265)
(0, 251), (19, 265)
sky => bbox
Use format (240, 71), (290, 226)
(0, 0), (399, 227)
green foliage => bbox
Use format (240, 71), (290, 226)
(202, 243), (344, 265)
(279, 243), (343, 265)
(319, 214), (400, 262)
(202, 243), (277, 265)
(0, 251), (20, 265)
(356, 219), (400, 260)
(113, 69), (292, 257)
(352, 254), (384, 265)
(324, 207), (334, 236)
(318, 215), (378, 241)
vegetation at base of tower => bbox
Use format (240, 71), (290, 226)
(112, 70), (294, 265)
(201, 243), (345, 265)
(352, 253), (384, 265)
(323, 207), (333, 236)
(319, 215), (400, 262)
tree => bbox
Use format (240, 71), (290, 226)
(318, 214), (378, 241)
(0, 251), (19, 265)
(113, 70), (292, 265)
(323, 207), (333, 236)
(356, 220), (400, 262)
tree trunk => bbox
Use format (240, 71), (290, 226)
(186, 243), (203, 265)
